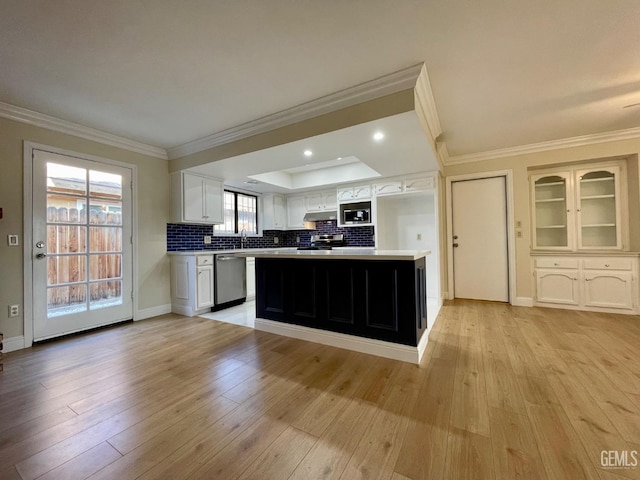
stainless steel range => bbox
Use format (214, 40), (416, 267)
(297, 234), (345, 250)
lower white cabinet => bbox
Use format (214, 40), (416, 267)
(246, 257), (256, 300)
(583, 271), (634, 310)
(170, 255), (215, 316)
(532, 255), (638, 313)
(535, 269), (580, 306)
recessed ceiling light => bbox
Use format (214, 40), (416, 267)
(304, 150), (313, 157)
(337, 157), (342, 160)
(373, 131), (385, 141)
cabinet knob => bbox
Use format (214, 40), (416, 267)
(554, 262), (559, 266)
(605, 264), (610, 267)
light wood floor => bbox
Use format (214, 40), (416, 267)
(1, 300), (640, 480)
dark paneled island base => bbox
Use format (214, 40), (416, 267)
(254, 256), (428, 363)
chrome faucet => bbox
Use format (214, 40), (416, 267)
(240, 229), (247, 249)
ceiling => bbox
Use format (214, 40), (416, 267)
(2, 0), (640, 161)
(189, 111), (437, 193)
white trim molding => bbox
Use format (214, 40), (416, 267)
(1, 102), (167, 160)
(513, 297), (534, 307)
(135, 304), (172, 321)
(255, 319), (429, 365)
(168, 64), (425, 159)
(414, 64), (442, 141)
(2, 336), (26, 353)
(445, 126), (640, 165)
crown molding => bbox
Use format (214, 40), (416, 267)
(0, 102), (168, 160)
(167, 63), (425, 159)
(414, 64), (442, 141)
(445, 126), (640, 165)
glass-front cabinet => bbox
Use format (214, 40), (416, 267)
(532, 173), (571, 249)
(576, 167), (621, 249)
(530, 164), (624, 250)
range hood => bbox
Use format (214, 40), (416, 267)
(303, 211), (337, 222)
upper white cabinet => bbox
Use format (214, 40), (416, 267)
(530, 163), (625, 250)
(287, 196), (308, 229)
(337, 184), (371, 203)
(171, 172), (224, 224)
(374, 175), (436, 197)
(261, 194), (287, 230)
(306, 190), (337, 212)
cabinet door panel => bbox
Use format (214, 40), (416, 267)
(196, 265), (214, 309)
(183, 173), (204, 222)
(203, 178), (223, 223)
(531, 173), (572, 249)
(305, 194), (323, 212)
(576, 167), (621, 249)
(535, 269), (579, 305)
(583, 272), (633, 310)
(404, 177), (434, 192)
(286, 197), (306, 229)
(323, 191), (337, 210)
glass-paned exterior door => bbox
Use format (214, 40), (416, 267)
(32, 149), (133, 340)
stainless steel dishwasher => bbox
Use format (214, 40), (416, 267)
(214, 254), (247, 306)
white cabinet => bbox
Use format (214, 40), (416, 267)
(170, 255), (215, 316)
(246, 257), (256, 300)
(532, 255), (638, 313)
(530, 163), (625, 250)
(404, 176), (435, 192)
(306, 190), (337, 212)
(287, 196), (307, 229)
(373, 180), (403, 196)
(196, 264), (214, 309)
(261, 194), (287, 230)
(172, 172), (224, 224)
(337, 184), (371, 203)
(374, 175), (436, 197)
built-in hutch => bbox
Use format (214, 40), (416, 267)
(529, 159), (639, 314)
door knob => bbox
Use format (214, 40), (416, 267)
(453, 235), (458, 239)
(36, 253), (47, 259)
(453, 243), (459, 248)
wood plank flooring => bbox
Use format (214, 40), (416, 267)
(1, 300), (640, 479)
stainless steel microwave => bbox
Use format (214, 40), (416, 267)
(343, 208), (370, 224)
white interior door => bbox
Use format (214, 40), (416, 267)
(32, 149), (133, 341)
(452, 176), (509, 302)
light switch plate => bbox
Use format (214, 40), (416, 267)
(8, 235), (18, 246)
(203, 236), (212, 244)
(273, 236), (279, 244)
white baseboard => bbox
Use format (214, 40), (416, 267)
(512, 297), (534, 307)
(2, 335), (25, 353)
(136, 304), (172, 320)
(254, 319), (429, 364)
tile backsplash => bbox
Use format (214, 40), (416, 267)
(167, 220), (375, 251)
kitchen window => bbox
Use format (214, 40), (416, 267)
(214, 190), (258, 235)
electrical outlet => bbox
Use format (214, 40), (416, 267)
(516, 220), (522, 228)
(516, 230), (523, 238)
(273, 236), (279, 244)
(9, 305), (19, 317)
(7, 235), (18, 246)
(203, 236), (212, 244)
(296, 236), (300, 244)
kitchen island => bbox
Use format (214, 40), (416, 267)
(236, 248), (430, 364)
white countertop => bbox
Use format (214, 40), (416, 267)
(235, 248), (431, 261)
(167, 248), (290, 256)
(167, 248), (430, 261)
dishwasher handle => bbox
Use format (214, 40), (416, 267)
(216, 255), (239, 261)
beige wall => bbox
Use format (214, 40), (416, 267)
(443, 138), (640, 300)
(0, 117), (171, 340)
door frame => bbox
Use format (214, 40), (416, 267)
(445, 170), (516, 303)
(23, 141), (138, 348)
